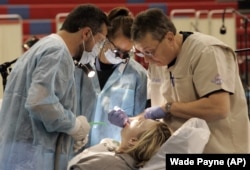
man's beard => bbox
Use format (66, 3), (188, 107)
(73, 44), (84, 61)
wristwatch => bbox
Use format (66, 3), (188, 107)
(165, 102), (172, 114)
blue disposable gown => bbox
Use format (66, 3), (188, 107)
(75, 58), (147, 146)
(0, 34), (77, 170)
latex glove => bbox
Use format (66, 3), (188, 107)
(68, 115), (90, 141)
(144, 106), (167, 119)
(73, 134), (89, 153)
(108, 106), (130, 128)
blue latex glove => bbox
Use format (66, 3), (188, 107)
(108, 107), (129, 128)
(144, 106), (166, 119)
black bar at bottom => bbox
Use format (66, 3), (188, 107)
(166, 154), (250, 170)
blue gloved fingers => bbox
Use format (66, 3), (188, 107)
(113, 106), (130, 123)
(117, 110), (129, 123)
(108, 109), (129, 128)
(108, 110), (121, 123)
(144, 109), (152, 119)
(144, 106), (166, 120)
(108, 110), (116, 120)
(111, 112), (123, 126)
(110, 111), (128, 127)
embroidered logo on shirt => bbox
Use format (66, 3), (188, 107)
(151, 78), (161, 83)
(211, 74), (223, 85)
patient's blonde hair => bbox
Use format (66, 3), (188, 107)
(125, 121), (171, 168)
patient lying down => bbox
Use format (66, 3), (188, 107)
(67, 109), (172, 170)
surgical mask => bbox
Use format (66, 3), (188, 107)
(80, 34), (105, 65)
(104, 49), (128, 65)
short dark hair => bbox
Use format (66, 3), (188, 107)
(131, 8), (176, 42)
(61, 4), (109, 35)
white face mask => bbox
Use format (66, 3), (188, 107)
(104, 49), (127, 64)
(80, 40), (95, 65)
(80, 38), (105, 64)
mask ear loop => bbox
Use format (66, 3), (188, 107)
(90, 31), (96, 51)
(82, 41), (85, 51)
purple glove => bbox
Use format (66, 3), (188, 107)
(144, 106), (166, 119)
(108, 107), (129, 128)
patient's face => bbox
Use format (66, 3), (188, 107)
(120, 117), (156, 142)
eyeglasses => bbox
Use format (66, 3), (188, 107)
(107, 39), (130, 59)
(135, 35), (165, 58)
(112, 49), (130, 59)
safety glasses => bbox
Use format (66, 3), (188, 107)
(135, 33), (165, 58)
(108, 39), (130, 59)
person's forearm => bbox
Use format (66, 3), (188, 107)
(162, 92), (230, 122)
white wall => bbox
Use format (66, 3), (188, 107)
(0, 14), (23, 98)
(170, 9), (236, 50)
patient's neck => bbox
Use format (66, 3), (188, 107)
(115, 142), (131, 153)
